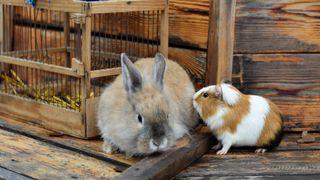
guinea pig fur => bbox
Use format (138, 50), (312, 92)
(193, 83), (283, 155)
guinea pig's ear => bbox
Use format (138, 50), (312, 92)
(121, 53), (143, 96)
(152, 53), (166, 90)
(214, 85), (222, 97)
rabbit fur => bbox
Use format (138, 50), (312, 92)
(97, 53), (198, 156)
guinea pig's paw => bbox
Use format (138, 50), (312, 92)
(255, 148), (267, 154)
(103, 140), (118, 154)
(216, 148), (229, 155)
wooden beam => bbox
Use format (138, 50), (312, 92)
(0, 93), (85, 138)
(90, 0), (165, 14)
(1, 47), (66, 57)
(0, 4), (3, 53)
(0, 55), (83, 77)
(0, 0), (83, 13)
(205, 0), (236, 85)
(159, 0), (169, 57)
(80, 15), (92, 137)
(115, 128), (214, 180)
(90, 68), (121, 79)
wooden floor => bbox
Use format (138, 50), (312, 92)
(0, 115), (319, 180)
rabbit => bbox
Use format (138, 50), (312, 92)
(97, 53), (198, 156)
(193, 83), (283, 155)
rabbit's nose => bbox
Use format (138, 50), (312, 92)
(152, 140), (160, 147)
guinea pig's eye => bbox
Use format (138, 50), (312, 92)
(137, 114), (144, 124)
(203, 92), (209, 98)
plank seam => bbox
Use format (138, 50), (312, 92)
(0, 123), (130, 172)
(0, 165), (36, 180)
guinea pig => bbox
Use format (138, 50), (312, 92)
(193, 83), (283, 155)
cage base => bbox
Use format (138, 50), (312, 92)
(0, 93), (99, 138)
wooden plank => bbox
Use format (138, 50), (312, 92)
(176, 149), (320, 178)
(0, 128), (120, 179)
(0, 4), (3, 53)
(205, 0), (236, 85)
(0, 93), (85, 138)
(115, 126), (214, 180)
(90, 0), (165, 14)
(85, 97), (99, 137)
(235, 0), (320, 53)
(0, 55), (83, 77)
(0, 166), (33, 180)
(90, 67), (122, 78)
(0, 0), (83, 13)
(0, 114), (140, 166)
(159, 0), (169, 57)
(234, 53), (320, 131)
(168, 0), (320, 53)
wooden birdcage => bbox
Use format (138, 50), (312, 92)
(0, 0), (168, 138)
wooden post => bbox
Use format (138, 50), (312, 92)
(159, 0), (169, 58)
(64, 12), (71, 67)
(80, 3), (92, 137)
(0, 4), (3, 53)
(205, 0), (236, 85)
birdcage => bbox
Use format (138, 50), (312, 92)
(0, 0), (168, 138)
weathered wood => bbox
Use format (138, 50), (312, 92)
(0, 166), (33, 180)
(90, 67), (122, 79)
(0, 114), (140, 166)
(205, 0), (236, 85)
(234, 53), (320, 131)
(168, 0), (320, 53)
(0, 128), (120, 179)
(0, 55), (83, 77)
(0, 93), (85, 138)
(176, 149), (320, 178)
(0, 4), (3, 53)
(0, 0), (84, 13)
(159, 0), (169, 57)
(85, 97), (99, 137)
(115, 126), (214, 180)
(91, 0), (166, 14)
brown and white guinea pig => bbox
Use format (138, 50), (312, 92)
(193, 83), (283, 155)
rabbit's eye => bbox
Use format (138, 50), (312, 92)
(203, 92), (209, 98)
(137, 114), (144, 124)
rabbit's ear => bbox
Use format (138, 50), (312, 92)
(153, 53), (166, 90)
(121, 53), (142, 95)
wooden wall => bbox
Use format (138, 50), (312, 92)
(5, 0), (320, 131)
(168, 0), (320, 131)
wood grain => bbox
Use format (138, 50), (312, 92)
(234, 53), (320, 131)
(176, 150), (320, 178)
(0, 114), (140, 166)
(0, 166), (33, 180)
(169, 0), (320, 53)
(115, 126), (214, 180)
(205, 0), (236, 85)
(0, 128), (119, 179)
(0, 93), (85, 137)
